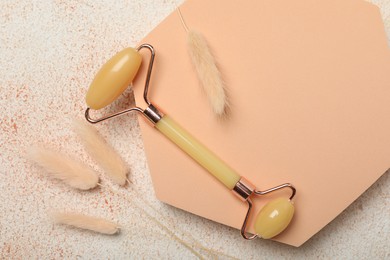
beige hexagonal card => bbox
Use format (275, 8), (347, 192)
(133, 0), (390, 246)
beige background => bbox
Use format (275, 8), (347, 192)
(1, 0), (389, 258)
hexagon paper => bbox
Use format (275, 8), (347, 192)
(133, 0), (390, 246)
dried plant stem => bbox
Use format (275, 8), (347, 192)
(100, 183), (203, 259)
(137, 204), (203, 259)
(132, 190), (236, 259)
(177, 5), (189, 32)
(123, 179), (236, 259)
(138, 199), (236, 259)
(127, 179), (222, 257)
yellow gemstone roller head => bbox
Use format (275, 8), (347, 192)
(254, 198), (295, 239)
(86, 47), (142, 110)
(233, 179), (296, 240)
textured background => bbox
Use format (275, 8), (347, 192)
(0, 0), (389, 259)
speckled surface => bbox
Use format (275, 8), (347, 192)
(0, 0), (389, 259)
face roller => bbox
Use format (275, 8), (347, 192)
(85, 44), (296, 240)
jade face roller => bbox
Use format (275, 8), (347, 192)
(85, 44), (296, 240)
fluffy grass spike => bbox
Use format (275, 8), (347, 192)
(28, 147), (99, 190)
(187, 30), (228, 117)
(177, 5), (228, 117)
(52, 212), (120, 235)
(73, 119), (128, 186)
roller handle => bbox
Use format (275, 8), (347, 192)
(155, 115), (241, 190)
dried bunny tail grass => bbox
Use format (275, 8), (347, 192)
(73, 119), (128, 186)
(52, 212), (120, 235)
(177, 7), (229, 117)
(187, 30), (229, 117)
(28, 147), (99, 190)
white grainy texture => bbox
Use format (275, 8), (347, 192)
(52, 212), (120, 235)
(0, 0), (389, 259)
(187, 30), (229, 116)
(73, 119), (128, 186)
(28, 146), (99, 190)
